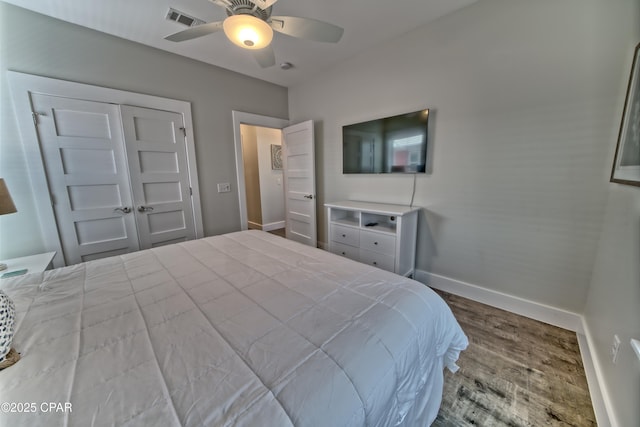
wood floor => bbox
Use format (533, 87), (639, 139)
(267, 228), (286, 238)
(433, 290), (596, 427)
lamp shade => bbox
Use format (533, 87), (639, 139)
(0, 179), (17, 215)
(223, 15), (273, 50)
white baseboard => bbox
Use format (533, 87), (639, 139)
(262, 221), (284, 232)
(248, 221), (284, 232)
(415, 270), (583, 332)
(414, 269), (613, 427)
(579, 321), (618, 427)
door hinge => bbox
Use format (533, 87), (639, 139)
(31, 111), (39, 126)
(189, 187), (193, 196)
(179, 127), (186, 137)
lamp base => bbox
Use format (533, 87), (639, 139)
(0, 263), (7, 271)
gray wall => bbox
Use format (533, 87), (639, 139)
(0, 3), (288, 259)
(289, 0), (632, 313)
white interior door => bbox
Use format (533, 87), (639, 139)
(120, 105), (196, 248)
(282, 120), (317, 247)
(30, 94), (140, 265)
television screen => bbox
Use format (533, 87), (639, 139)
(342, 109), (429, 174)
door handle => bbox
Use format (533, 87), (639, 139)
(114, 207), (132, 214)
(303, 194), (314, 199)
(138, 206), (154, 213)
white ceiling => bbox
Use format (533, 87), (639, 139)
(2, 0), (476, 87)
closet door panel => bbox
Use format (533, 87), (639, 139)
(120, 105), (196, 249)
(30, 94), (140, 265)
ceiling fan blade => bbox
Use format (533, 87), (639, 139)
(270, 16), (344, 43)
(208, 0), (233, 9)
(250, 0), (279, 9)
(165, 21), (224, 42)
(252, 46), (276, 68)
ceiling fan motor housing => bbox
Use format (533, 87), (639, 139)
(221, 0), (273, 21)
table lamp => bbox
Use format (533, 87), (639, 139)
(0, 179), (17, 271)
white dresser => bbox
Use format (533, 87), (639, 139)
(325, 201), (419, 277)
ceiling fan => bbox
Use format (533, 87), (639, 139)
(164, 0), (344, 68)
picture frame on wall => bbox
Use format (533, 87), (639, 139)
(611, 42), (640, 187)
(271, 144), (283, 170)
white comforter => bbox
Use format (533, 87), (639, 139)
(0, 231), (467, 426)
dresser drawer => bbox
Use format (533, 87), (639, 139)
(359, 249), (395, 272)
(360, 230), (396, 256)
(330, 242), (359, 261)
(330, 224), (359, 247)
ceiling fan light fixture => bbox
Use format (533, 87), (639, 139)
(223, 15), (273, 50)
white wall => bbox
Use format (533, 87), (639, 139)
(584, 185), (640, 427)
(0, 3), (288, 259)
(256, 127), (285, 228)
(288, 0), (633, 314)
(582, 34), (640, 427)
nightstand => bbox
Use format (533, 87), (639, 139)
(0, 252), (56, 278)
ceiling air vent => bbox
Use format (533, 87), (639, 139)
(166, 8), (205, 27)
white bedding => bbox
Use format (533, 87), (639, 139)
(0, 230), (467, 426)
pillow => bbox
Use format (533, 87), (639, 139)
(0, 290), (18, 369)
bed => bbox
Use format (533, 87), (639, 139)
(0, 230), (468, 426)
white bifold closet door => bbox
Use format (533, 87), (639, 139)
(31, 94), (196, 265)
(120, 105), (195, 249)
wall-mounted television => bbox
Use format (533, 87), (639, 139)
(342, 109), (429, 174)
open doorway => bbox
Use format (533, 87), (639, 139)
(240, 124), (285, 234)
(232, 111), (289, 234)
(233, 111), (318, 247)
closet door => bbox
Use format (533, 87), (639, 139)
(120, 106), (196, 248)
(30, 94), (140, 265)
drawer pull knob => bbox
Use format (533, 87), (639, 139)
(373, 262), (377, 265)
(341, 251), (346, 255)
(374, 242), (378, 245)
(342, 234), (346, 237)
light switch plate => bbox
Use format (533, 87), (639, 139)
(631, 339), (640, 362)
(217, 183), (231, 193)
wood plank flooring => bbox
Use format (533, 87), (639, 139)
(433, 289), (596, 427)
(267, 228), (286, 238)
